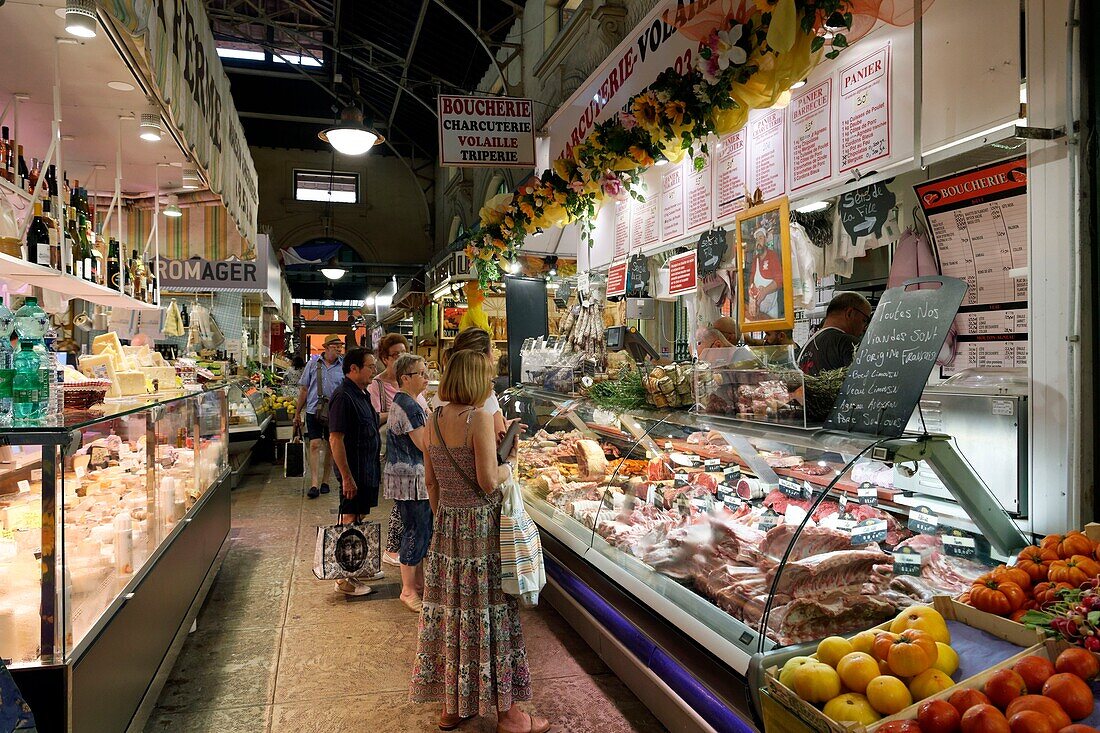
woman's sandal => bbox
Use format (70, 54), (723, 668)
(496, 711), (550, 733)
(438, 713), (473, 730)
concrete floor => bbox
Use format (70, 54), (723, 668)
(142, 462), (666, 733)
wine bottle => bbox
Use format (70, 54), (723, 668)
(45, 166), (59, 223)
(43, 200), (61, 271)
(0, 127), (10, 183)
(17, 146), (28, 193)
(26, 202), (49, 265)
(106, 239), (121, 292)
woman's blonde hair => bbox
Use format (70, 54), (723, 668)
(438, 349), (493, 407)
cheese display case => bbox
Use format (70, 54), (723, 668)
(503, 386), (1034, 677)
(0, 389), (231, 733)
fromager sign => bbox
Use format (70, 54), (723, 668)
(438, 95), (535, 167)
(156, 246), (267, 292)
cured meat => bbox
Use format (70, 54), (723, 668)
(767, 549), (892, 596)
(765, 591), (897, 645)
(691, 472), (719, 492)
(759, 525), (852, 562)
(647, 457), (673, 481)
(575, 439), (608, 480)
(889, 575), (936, 603)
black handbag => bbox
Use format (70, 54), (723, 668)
(284, 424), (305, 478)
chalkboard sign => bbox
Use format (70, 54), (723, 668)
(825, 276), (967, 437)
(697, 228), (728, 277)
(554, 280), (573, 308)
(839, 180), (896, 242)
(627, 254), (650, 295)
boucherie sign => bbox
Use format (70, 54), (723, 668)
(438, 95), (535, 167)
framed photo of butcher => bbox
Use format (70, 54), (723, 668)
(735, 197), (794, 332)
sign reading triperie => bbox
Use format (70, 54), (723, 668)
(438, 95), (535, 168)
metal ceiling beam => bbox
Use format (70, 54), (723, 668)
(238, 111), (386, 128)
(387, 0), (431, 131)
(430, 0), (518, 95)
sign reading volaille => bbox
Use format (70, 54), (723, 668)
(438, 95), (535, 168)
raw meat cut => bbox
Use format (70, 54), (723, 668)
(759, 525), (853, 562)
(764, 591), (897, 645)
(647, 457), (672, 481)
(575, 439), (608, 480)
(767, 549), (892, 596)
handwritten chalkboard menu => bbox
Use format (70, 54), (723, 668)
(696, 228), (728, 278)
(838, 179), (896, 243)
(825, 276), (966, 436)
(627, 254), (650, 295)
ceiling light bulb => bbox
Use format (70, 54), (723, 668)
(791, 79), (807, 90)
(508, 261), (521, 274)
(795, 201), (830, 213)
(65, 0), (97, 38)
(319, 106), (384, 156)
(163, 195), (182, 217)
(654, 157), (668, 166)
(548, 268), (557, 277)
(139, 111), (162, 141)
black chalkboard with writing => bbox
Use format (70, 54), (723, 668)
(824, 276), (966, 437)
(697, 228), (728, 278)
(627, 254), (650, 295)
(839, 180), (896, 242)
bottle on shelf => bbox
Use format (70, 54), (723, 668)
(45, 165), (60, 228)
(77, 213), (93, 282)
(13, 341), (40, 422)
(0, 297), (15, 424)
(26, 202), (50, 266)
(0, 126), (11, 184)
(17, 146), (29, 193)
(43, 200), (62, 271)
(65, 207), (81, 278)
(107, 238), (121, 292)
(28, 157), (40, 194)
(131, 250), (146, 300)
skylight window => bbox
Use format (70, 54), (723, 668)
(294, 169), (358, 203)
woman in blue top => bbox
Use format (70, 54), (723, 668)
(386, 353), (433, 612)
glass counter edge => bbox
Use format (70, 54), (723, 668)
(0, 387), (230, 435)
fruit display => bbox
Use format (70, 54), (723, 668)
(263, 394), (297, 420)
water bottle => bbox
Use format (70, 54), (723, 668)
(13, 341), (40, 422)
(0, 297), (14, 423)
(13, 296), (47, 345)
(44, 328), (62, 421)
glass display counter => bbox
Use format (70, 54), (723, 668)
(0, 389), (231, 732)
(227, 380), (272, 486)
(503, 385), (1031, 676)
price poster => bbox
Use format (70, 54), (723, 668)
(686, 153), (714, 233)
(839, 43), (891, 172)
(715, 129), (748, 220)
(667, 250), (699, 296)
(661, 165), (685, 242)
(632, 198), (659, 249)
(613, 201), (631, 260)
(788, 79), (833, 192)
(915, 156), (1029, 375)
(606, 261), (628, 297)
(747, 109), (786, 199)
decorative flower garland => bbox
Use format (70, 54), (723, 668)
(467, 0), (925, 287)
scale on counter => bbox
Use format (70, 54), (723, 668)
(605, 325), (660, 363)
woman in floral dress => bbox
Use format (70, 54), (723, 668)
(410, 350), (550, 733)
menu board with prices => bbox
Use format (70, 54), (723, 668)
(686, 155), (714, 233)
(661, 165), (685, 242)
(915, 156), (1029, 376)
(748, 109), (786, 199)
(666, 250), (699, 296)
(631, 199), (659, 249)
(715, 129), (748, 220)
(614, 201), (631, 260)
(606, 261), (628, 297)
(839, 43), (891, 172)
(788, 79), (833, 192)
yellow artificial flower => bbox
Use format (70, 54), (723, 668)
(553, 157), (576, 180)
(664, 100), (687, 128)
(479, 192), (513, 227)
(628, 145), (655, 167)
(519, 201), (536, 219)
(753, 0), (774, 11)
(632, 92), (661, 130)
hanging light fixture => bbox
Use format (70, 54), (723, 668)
(65, 0), (97, 38)
(163, 195), (182, 217)
(139, 103), (163, 142)
(181, 167), (200, 190)
(321, 258), (347, 280)
(318, 106), (384, 156)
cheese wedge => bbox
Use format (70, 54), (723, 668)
(92, 333), (124, 358)
(114, 371), (148, 396)
(141, 367), (178, 391)
(79, 354), (121, 397)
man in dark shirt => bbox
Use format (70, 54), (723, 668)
(327, 347), (383, 596)
(798, 292), (873, 375)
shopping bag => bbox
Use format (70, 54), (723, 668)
(284, 427), (305, 478)
(499, 479), (545, 607)
(313, 521), (381, 580)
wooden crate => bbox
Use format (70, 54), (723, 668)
(764, 597), (1046, 733)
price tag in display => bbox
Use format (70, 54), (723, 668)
(17, 480), (30, 494)
(942, 530), (978, 558)
(893, 546), (924, 576)
(851, 518), (889, 546)
(839, 494), (849, 511)
(673, 473), (690, 487)
(645, 485), (656, 505)
(779, 476), (804, 499)
(834, 512), (858, 532)
(74, 464), (86, 479)
(676, 494), (691, 515)
(908, 505), (939, 534)
(723, 495), (743, 511)
(803, 480), (820, 498)
(664, 441), (673, 450)
(601, 492), (615, 510)
(691, 496), (711, 512)
(856, 482), (879, 506)
(724, 466), (742, 483)
(704, 458), (721, 469)
(757, 507), (781, 532)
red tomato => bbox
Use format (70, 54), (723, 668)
(917, 698), (962, 733)
(1008, 711), (1056, 733)
(1055, 648), (1100, 681)
(1005, 695), (1072, 730)
(960, 704), (1011, 733)
(1059, 726), (1100, 733)
(950, 689), (993, 717)
(1043, 673), (1096, 721)
(1014, 655), (1057, 693)
(984, 669), (1029, 708)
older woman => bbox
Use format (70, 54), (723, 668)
(369, 333), (410, 568)
(386, 353), (432, 612)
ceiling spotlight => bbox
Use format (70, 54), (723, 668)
(795, 200), (831, 214)
(107, 80), (135, 92)
(790, 79), (807, 90)
(508, 260), (521, 274)
(321, 258), (347, 280)
(163, 195), (182, 217)
(654, 154), (669, 167)
(181, 167), (200, 190)
(543, 255), (558, 277)
(65, 0), (97, 38)
(139, 106), (163, 142)
(319, 105), (384, 156)
(825, 11), (846, 31)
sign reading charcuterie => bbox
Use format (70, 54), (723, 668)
(437, 95), (535, 167)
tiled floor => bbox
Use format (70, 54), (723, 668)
(143, 462), (666, 733)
